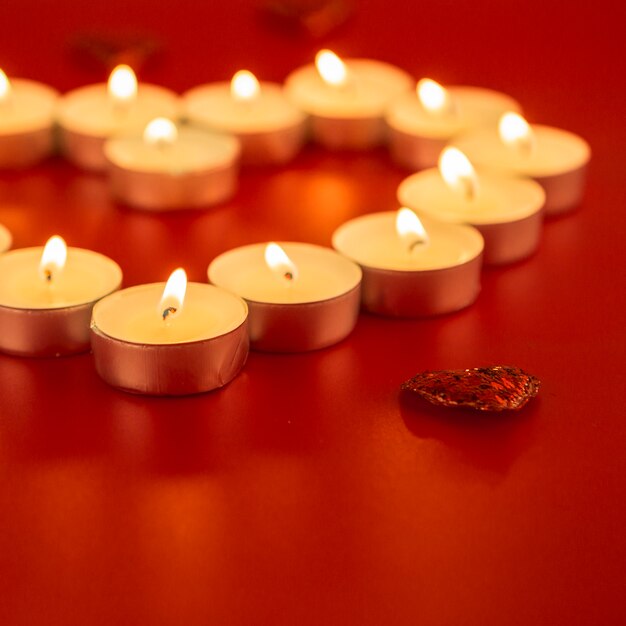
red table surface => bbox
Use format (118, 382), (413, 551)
(0, 1), (624, 624)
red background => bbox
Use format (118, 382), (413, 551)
(0, 1), (624, 624)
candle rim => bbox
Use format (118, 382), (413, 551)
(0, 78), (60, 133)
(57, 82), (180, 136)
(285, 58), (413, 119)
(451, 124), (591, 176)
(103, 127), (241, 174)
(91, 281), (248, 346)
(183, 81), (307, 132)
(0, 246), (122, 310)
(208, 241), (363, 305)
(385, 85), (522, 139)
(332, 212), (484, 272)
(397, 168), (546, 224)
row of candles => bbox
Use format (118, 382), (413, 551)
(0, 50), (590, 395)
(0, 51), (589, 214)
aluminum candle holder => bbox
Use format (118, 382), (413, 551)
(0, 245), (122, 357)
(91, 281), (249, 395)
(208, 242), (362, 352)
(332, 212), (484, 317)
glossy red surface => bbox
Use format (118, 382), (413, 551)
(0, 1), (624, 624)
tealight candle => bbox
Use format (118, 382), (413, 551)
(397, 147), (546, 265)
(452, 112), (591, 215)
(0, 236), (122, 357)
(332, 209), (483, 317)
(57, 65), (180, 171)
(104, 117), (241, 210)
(208, 242), (362, 352)
(0, 69), (59, 168)
(284, 49), (413, 149)
(183, 70), (307, 165)
(91, 269), (249, 395)
(0, 223), (12, 253)
(386, 78), (522, 169)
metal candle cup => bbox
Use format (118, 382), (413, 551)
(284, 56), (412, 150)
(386, 85), (521, 170)
(208, 242), (362, 352)
(183, 78), (307, 165)
(91, 283), (249, 396)
(452, 124), (590, 215)
(398, 169), (546, 265)
(104, 126), (240, 211)
(0, 77), (59, 168)
(332, 212), (484, 317)
(0, 247), (122, 357)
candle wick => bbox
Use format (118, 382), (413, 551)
(44, 269), (53, 283)
(283, 272), (294, 281)
(162, 306), (177, 321)
(518, 135), (536, 157)
(408, 239), (427, 253)
(343, 79), (357, 98)
(111, 98), (132, 118)
(463, 176), (477, 202)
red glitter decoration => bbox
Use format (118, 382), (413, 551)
(401, 366), (540, 411)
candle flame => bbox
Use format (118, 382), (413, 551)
(143, 117), (178, 148)
(315, 49), (348, 87)
(108, 64), (137, 107)
(39, 235), (67, 284)
(231, 70), (260, 101)
(396, 207), (429, 251)
(417, 78), (451, 115)
(0, 69), (11, 103)
(159, 268), (187, 323)
(499, 112), (535, 154)
(439, 147), (479, 201)
(264, 243), (298, 283)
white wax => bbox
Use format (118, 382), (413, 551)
(208, 242), (362, 304)
(57, 83), (180, 137)
(92, 283), (247, 345)
(0, 79), (59, 134)
(284, 59), (413, 118)
(452, 125), (591, 177)
(0, 224), (11, 253)
(332, 213), (483, 271)
(104, 128), (240, 173)
(183, 82), (306, 133)
(386, 86), (521, 138)
(397, 169), (545, 224)
(0, 247), (122, 309)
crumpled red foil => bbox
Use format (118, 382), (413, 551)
(401, 366), (540, 411)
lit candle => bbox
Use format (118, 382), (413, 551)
(0, 68), (59, 168)
(183, 70), (307, 165)
(385, 78), (521, 169)
(397, 147), (546, 265)
(452, 112), (591, 215)
(57, 65), (180, 171)
(332, 209), (483, 317)
(284, 49), (413, 149)
(0, 236), (122, 356)
(0, 223), (11, 253)
(208, 242), (362, 352)
(104, 117), (241, 210)
(91, 268), (249, 395)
